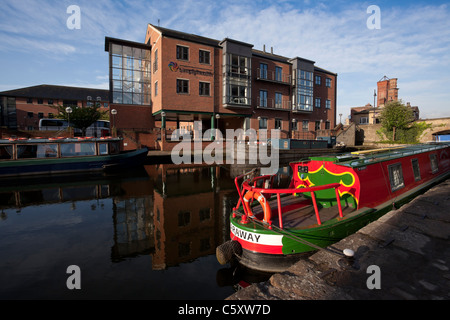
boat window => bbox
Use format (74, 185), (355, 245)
(37, 144), (58, 158)
(17, 145), (38, 159)
(99, 143), (108, 155)
(0, 145), (13, 160)
(61, 143), (96, 157)
(388, 163), (404, 191)
(430, 154), (439, 173)
(109, 142), (120, 154)
(411, 159), (421, 181)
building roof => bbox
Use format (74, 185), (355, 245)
(0, 84), (109, 101)
(150, 24), (221, 48)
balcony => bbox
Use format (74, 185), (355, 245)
(256, 97), (291, 111)
(256, 68), (291, 85)
(223, 95), (251, 108)
(292, 104), (313, 113)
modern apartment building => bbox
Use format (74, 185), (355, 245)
(105, 24), (337, 147)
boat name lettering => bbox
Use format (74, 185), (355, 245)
(231, 225), (261, 243)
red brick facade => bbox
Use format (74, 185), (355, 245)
(108, 25), (337, 150)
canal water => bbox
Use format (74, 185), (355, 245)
(0, 162), (291, 300)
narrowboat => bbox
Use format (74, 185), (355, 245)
(0, 137), (148, 177)
(218, 142), (450, 272)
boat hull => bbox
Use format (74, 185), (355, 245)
(229, 170), (450, 273)
(0, 148), (148, 177)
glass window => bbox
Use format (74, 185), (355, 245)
(259, 117), (267, 129)
(17, 145), (38, 159)
(388, 163), (404, 191)
(61, 143), (96, 157)
(315, 75), (321, 85)
(296, 69), (313, 111)
(177, 79), (189, 94)
(275, 67), (282, 82)
(109, 43), (151, 105)
(260, 63), (268, 79)
(275, 93), (282, 108)
(326, 78), (332, 87)
(259, 90), (267, 107)
(302, 120), (309, 131)
(430, 154), (439, 173)
(99, 143), (108, 155)
(275, 118), (282, 130)
(0, 145), (13, 160)
(411, 158), (421, 181)
(199, 50), (210, 64)
(37, 144), (58, 158)
(326, 99), (331, 109)
(199, 82), (210, 96)
(315, 98), (321, 108)
(176, 45), (189, 60)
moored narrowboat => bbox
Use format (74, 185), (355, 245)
(0, 137), (148, 177)
(218, 142), (450, 272)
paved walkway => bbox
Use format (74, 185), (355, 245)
(227, 179), (450, 300)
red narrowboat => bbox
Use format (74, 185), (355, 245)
(217, 143), (450, 272)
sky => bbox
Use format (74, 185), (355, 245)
(1, 0), (450, 120)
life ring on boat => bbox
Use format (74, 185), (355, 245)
(242, 191), (272, 223)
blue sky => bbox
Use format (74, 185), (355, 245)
(1, 0), (449, 120)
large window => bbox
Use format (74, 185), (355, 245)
(224, 53), (251, 106)
(260, 63), (268, 79)
(295, 70), (313, 112)
(110, 43), (151, 105)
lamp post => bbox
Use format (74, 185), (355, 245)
(215, 114), (220, 140)
(111, 109), (117, 137)
(373, 89), (377, 124)
(65, 106), (72, 137)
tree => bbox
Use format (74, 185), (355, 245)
(380, 100), (414, 132)
(55, 104), (107, 136)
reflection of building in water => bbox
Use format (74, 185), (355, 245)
(152, 164), (236, 270)
(110, 177), (154, 261)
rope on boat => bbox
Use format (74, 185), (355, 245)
(239, 212), (347, 258)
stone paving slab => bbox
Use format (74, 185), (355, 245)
(227, 179), (450, 300)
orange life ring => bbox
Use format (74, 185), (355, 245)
(242, 191), (272, 223)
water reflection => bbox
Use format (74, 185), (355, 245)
(0, 164), (242, 299)
(0, 161), (292, 299)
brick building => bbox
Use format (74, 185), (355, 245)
(105, 24), (337, 149)
(0, 84), (109, 131)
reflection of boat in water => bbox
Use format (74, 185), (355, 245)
(0, 137), (148, 177)
(218, 143), (450, 273)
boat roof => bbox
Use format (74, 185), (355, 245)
(0, 137), (122, 144)
(311, 142), (450, 168)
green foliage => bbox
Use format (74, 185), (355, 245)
(54, 104), (107, 136)
(377, 122), (432, 144)
(380, 101), (414, 131)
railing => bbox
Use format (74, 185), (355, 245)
(233, 170), (343, 228)
(256, 97), (291, 110)
(256, 68), (291, 84)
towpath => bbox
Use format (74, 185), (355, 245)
(227, 179), (450, 300)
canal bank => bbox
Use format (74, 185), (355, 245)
(227, 178), (450, 300)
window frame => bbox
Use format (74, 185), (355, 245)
(176, 45), (189, 61)
(388, 163), (405, 192)
(176, 79), (189, 94)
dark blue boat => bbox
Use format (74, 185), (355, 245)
(0, 137), (148, 177)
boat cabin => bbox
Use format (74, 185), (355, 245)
(0, 137), (121, 161)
